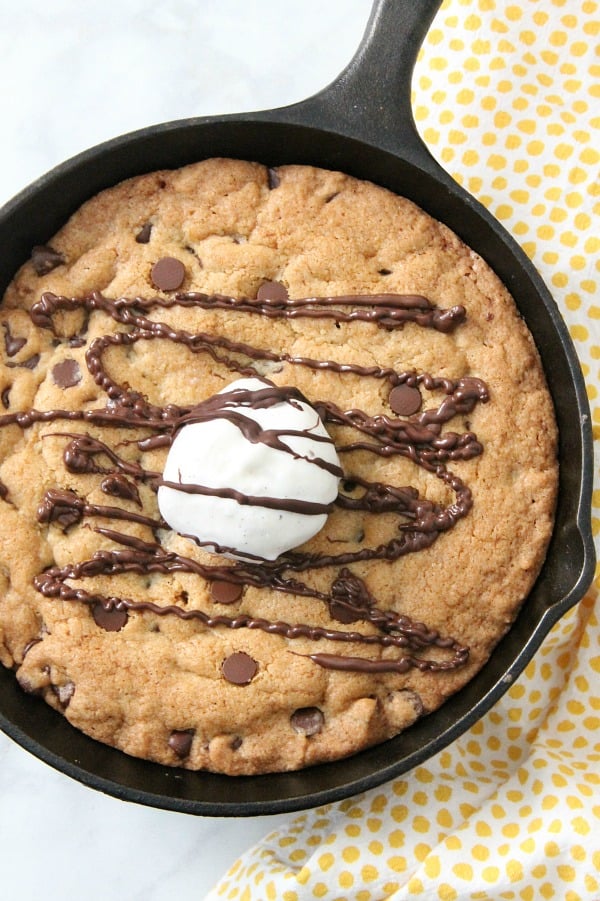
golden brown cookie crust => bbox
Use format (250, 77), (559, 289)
(0, 159), (557, 774)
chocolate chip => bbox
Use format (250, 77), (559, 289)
(22, 353), (40, 370)
(31, 244), (65, 276)
(52, 681), (75, 708)
(402, 689), (424, 716)
(55, 508), (82, 531)
(168, 729), (195, 758)
(92, 602), (128, 632)
(389, 383), (422, 416)
(387, 688), (425, 718)
(230, 736), (243, 750)
(7, 353), (40, 371)
(378, 268), (392, 275)
(210, 580), (243, 604)
(290, 707), (324, 736)
(1, 387), (9, 409)
(256, 280), (288, 303)
(221, 651), (258, 685)
(52, 358), (82, 389)
(0, 480), (8, 501)
(135, 222), (153, 244)
(37, 489), (83, 530)
(100, 474), (141, 506)
(329, 598), (364, 624)
(3, 324), (27, 357)
(267, 167), (280, 189)
(151, 257), (185, 291)
(329, 568), (372, 624)
(68, 336), (86, 348)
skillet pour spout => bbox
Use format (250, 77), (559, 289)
(0, 0), (595, 815)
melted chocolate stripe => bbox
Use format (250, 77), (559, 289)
(159, 478), (335, 516)
(38, 488), (162, 530)
(34, 561), (466, 658)
(167, 292), (467, 332)
(305, 649), (469, 674)
(34, 289), (464, 333)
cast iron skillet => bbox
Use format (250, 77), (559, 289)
(0, 0), (595, 815)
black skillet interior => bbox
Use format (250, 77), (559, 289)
(0, 0), (595, 815)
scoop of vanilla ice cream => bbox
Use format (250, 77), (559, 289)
(157, 378), (342, 560)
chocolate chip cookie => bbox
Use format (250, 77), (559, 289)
(0, 159), (557, 774)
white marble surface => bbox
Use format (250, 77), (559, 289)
(0, 2), (370, 898)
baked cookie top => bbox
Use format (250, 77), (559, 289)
(0, 159), (557, 774)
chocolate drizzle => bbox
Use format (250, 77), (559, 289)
(1, 286), (490, 675)
(161, 381), (344, 516)
(3, 323), (27, 357)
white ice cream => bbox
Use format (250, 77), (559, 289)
(157, 378), (341, 560)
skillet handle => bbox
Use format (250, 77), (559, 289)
(281, 0), (446, 176)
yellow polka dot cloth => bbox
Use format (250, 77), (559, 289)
(207, 1), (599, 898)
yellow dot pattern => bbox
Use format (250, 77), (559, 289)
(208, 2), (599, 898)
